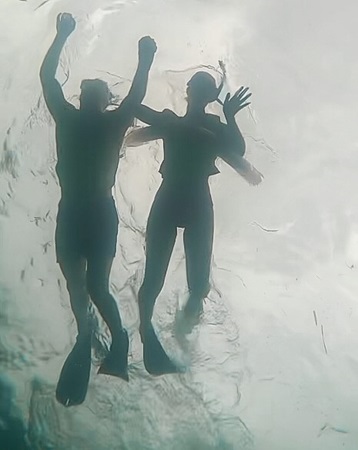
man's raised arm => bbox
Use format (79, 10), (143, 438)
(40, 13), (75, 119)
(112, 37), (157, 120)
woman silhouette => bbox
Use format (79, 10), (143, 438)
(127, 70), (261, 375)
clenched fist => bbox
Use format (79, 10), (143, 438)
(56, 13), (76, 38)
(138, 36), (157, 66)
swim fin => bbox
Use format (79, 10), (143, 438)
(55, 335), (92, 407)
(98, 329), (129, 381)
(142, 326), (182, 376)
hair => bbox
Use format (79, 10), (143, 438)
(80, 79), (112, 102)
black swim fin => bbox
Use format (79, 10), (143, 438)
(98, 329), (129, 381)
(143, 327), (182, 376)
(56, 335), (92, 407)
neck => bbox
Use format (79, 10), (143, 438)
(79, 104), (103, 114)
(185, 101), (206, 117)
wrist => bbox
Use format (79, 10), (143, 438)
(225, 112), (235, 122)
(138, 57), (154, 69)
(55, 32), (69, 42)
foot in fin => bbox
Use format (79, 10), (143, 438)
(98, 329), (129, 381)
(175, 297), (204, 336)
(183, 295), (203, 321)
(142, 326), (181, 376)
(56, 334), (92, 407)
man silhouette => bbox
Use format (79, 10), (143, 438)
(40, 12), (156, 405)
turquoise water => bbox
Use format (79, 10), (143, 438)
(1, 0), (357, 449)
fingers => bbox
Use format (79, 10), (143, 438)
(139, 36), (157, 46)
(234, 86), (250, 99)
(234, 86), (245, 96)
(224, 92), (230, 104)
(230, 87), (252, 106)
(139, 36), (157, 54)
(57, 12), (75, 29)
(59, 12), (71, 21)
(237, 102), (251, 111)
(225, 86), (252, 106)
(139, 35), (155, 43)
(239, 92), (252, 104)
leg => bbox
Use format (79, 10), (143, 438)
(138, 221), (177, 337)
(138, 194), (179, 375)
(183, 201), (214, 319)
(58, 258), (90, 336)
(87, 257), (123, 342)
(86, 256), (128, 380)
(56, 257), (92, 407)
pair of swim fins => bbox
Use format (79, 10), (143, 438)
(55, 328), (181, 407)
(55, 330), (129, 407)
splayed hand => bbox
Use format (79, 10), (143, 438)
(223, 86), (251, 118)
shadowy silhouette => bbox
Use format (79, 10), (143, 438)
(40, 13), (157, 405)
(126, 68), (261, 375)
(55, 334), (91, 407)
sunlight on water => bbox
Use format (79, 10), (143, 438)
(1, 0), (358, 449)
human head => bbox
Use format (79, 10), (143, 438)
(79, 79), (112, 112)
(186, 71), (220, 107)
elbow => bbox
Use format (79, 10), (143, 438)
(231, 140), (245, 157)
(39, 65), (48, 84)
(135, 86), (147, 104)
(39, 62), (55, 85)
(237, 135), (246, 157)
(39, 65), (45, 82)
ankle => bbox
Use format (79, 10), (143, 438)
(111, 329), (127, 346)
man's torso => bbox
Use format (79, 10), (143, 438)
(54, 107), (127, 201)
